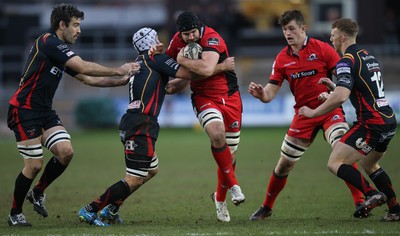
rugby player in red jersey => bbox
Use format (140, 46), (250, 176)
(248, 10), (365, 220)
(299, 18), (399, 221)
(162, 12), (245, 222)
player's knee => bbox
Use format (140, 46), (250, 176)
(275, 157), (296, 175)
(327, 156), (341, 175)
(57, 146), (74, 165)
(210, 133), (226, 147)
(24, 160), (44, 176)
(280, 138), (307, 162)
(327, 162), (336, 175)
(124, 175), (145, 190)
(148, 168), (159, 178)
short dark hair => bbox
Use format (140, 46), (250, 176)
(279, 10), (304, 26)
(332, 18), (359, 38)
(176, 12), (200, 32)
(50, 3), (84, 31)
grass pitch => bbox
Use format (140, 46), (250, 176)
(0, 127), (399, 235)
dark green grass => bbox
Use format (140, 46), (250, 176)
(1, 127), (399, 235)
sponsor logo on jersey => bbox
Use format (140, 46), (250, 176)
(165, 58), (179, 70)
(331, 114), (340, 121)
(125, 140), (138, 151)
(50, 66), (63, 78)
(367, 62), (380, 72)
(230, 121), (239, 129)
(376, 98), (389, 107)
(27, 129), (36, 138)
(361, 55), (375, 61)
(128, 100), (141, 109)
(289, 128), (300, 133)
(207, 37), (219, 46)
(337, 76), (351, 85)
(355, 137), (372, 153)
(337, 62), (348, 67)
(380, 130), (396, 141)
(290, 69), (317, 79)
(200, 103), (211, 110)
(336, 66), (351, 75)
(66, 51), (74, 57)
(284, 61), (296, 67)
(307, 53), (318, 61)
(57, 44), (68, 51)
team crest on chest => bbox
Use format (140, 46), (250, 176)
(307, 53), (318, 61)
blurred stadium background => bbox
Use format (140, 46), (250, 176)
(1, 0), (400, 136)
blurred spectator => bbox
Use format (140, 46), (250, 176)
(325, 6), (341, 22)
(384, 8), (399, 45)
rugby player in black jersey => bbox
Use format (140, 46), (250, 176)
(7, 4), (139, 227)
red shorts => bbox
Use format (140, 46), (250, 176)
(191, 91), (242, 133)
(288, 107), (346, 141)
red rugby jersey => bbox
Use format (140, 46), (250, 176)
(269, 37), (340, 110)
(166, 26), (239, 98)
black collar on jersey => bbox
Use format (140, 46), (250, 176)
(345, 43), (359, 53)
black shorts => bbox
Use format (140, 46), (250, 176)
(119, 112), (159, 164)
(7, 105), (64, 141)
(341, 122), (397, 155)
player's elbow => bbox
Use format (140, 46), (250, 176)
(198, 67), (214, 77)
(335, 95), (348, 105)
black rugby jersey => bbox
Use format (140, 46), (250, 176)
(9, 32), (77, 111)
(335, 44), (395, 125)
(127, 52), (180, 117)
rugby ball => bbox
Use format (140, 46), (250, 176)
(183, 42), (202, 59)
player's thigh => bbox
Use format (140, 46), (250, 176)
(330, 141), (362, 165)
(222, 93), (242, 154)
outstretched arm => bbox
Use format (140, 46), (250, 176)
(166, 78), (190, 94)
(66, 55), (140, 76)
(74, 74), (131, 87)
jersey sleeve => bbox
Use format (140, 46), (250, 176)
(65, 66), (79, 77)
(268, 57), (285, 87)
(200, 31), (224, 54)
(336, 56), (354, 90)
(152, 54), (181, 78)
(166, 33), (180, 59)
(42, 34), (77, 65)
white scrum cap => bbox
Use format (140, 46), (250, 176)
(132, 27), (158, 53)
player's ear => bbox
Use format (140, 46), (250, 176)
(59, 20), (66, 30)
